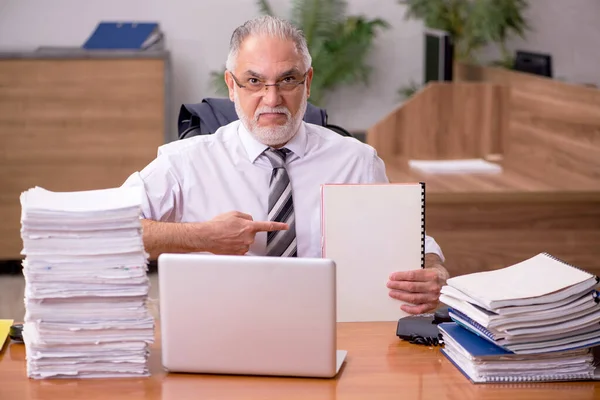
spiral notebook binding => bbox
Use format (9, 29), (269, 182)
(449, 309), (498, 341)
(541, 252), (599, 282)
(419, 182), (426, 269)
(486, 372), (594, 383)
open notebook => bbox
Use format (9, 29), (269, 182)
(321, 183), (425, 322)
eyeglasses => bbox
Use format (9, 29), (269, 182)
(229, 71), (308, 93)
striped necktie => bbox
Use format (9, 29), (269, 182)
(264, 148), (297, 257)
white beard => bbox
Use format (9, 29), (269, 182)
(234, 89), (307, 147)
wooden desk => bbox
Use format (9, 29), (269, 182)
(1, 322), (599, 400)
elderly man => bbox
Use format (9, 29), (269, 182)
(123, 15), (449, 314)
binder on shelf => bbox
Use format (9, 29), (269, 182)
(321, 182), (426, 322)
(83, 22), (164, 50)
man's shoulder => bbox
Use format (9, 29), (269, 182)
(157, 121), (240, 157)
(304, 122), (376, 156)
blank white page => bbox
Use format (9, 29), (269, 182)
(321, 183), (424, 322)
(21, 186), (143, 212)
(447, 253), (596, 309)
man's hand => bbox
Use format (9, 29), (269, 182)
(201, 211), (288, 255)
(386, 254), (450, 315)
(140, 211), (288, 259)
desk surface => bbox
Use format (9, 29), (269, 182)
(1, 322), (599, 400)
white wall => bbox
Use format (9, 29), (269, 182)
(0, 0), (423, 141)
(0, 0), (598, 141)
(479, 0), (600, 87)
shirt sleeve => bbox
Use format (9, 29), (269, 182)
(370, 149), (390, 183)
(121, 156), (182, 222)
(425, 235), (445, 263)
(369, 148), (446, 263)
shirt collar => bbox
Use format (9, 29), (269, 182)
(238, 120), (307, 163)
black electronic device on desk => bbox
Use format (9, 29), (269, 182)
(9, 323), (24, 343)
(396, 306), (452, 346)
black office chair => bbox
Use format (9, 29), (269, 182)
(177, 98), (352, 139)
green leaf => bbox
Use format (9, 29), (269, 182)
(257, 0), (275, 16)
(210, 69), (229, 96)
(401, 0), (531, 63)
(291, 0), (347, 48)
(398, 80), (421, 100)
(306, 15), (388, 105)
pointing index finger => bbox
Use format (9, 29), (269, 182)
(251, 221), (289, 232)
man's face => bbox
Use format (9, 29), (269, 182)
(225, 35), (313, 147)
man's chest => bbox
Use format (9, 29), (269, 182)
(173, 152), (368, 230)
(175, 161), (327, 224)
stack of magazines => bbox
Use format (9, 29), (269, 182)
(439, 252), (600, 383)
(20, 186), (154, 379)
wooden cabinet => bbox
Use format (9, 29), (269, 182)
(0, 50), (169, 259)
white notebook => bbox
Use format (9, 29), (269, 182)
(321, 183), (425, 322)
(445, 253), (599, 311)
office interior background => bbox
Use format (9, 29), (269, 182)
(1, 0), (599, 321)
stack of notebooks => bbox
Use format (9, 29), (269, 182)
(439, 252), (600, 383)
(20, 186), (154, 379)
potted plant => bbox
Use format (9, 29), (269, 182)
(210, 0), (389, 107)
(399, 0), (530, 65)
(397, 0), (530, 97)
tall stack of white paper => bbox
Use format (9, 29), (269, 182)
(20, 186), (154, 379)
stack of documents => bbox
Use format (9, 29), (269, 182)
(438, 322), (597, 383)
(439, 252), (600, 383)
(20, 186), (154, 379)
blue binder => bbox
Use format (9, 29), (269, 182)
(439, 322), (599, 383)
(83, 22), (161, 50)
(438, 322), (511, 358)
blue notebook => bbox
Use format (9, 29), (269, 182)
(449, 308), (502, 341)
(439, 322), (598, 383)
(438, 322), (510, 358)
(83, 22), (161, 50)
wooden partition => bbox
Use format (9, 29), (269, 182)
(0, 51), (170, 260)
(367, 82), (508, 163)
(456, 63), (600, 189)
(367, 63), (600, 277)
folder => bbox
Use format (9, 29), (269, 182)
(83, 22), (163, 50)
(0, 319), (14, 351)
(321, 183), (426, 322)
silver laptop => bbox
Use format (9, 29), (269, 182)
(158, 253), (347, 378)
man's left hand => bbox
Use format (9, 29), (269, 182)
(386, 254), (449, 315)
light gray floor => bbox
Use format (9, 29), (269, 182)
(0, 274), (160, 321)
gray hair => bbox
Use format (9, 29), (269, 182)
(225, 15), (312, 72)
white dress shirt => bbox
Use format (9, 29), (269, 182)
(122, 120), (444, 261)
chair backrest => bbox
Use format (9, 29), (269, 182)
(178, 98), (352, 139)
